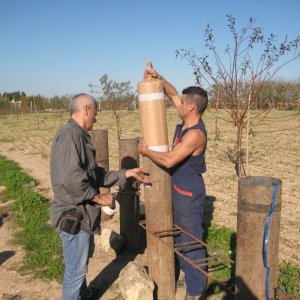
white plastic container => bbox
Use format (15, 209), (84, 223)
(101, 200), (120, 216)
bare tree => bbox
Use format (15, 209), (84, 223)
(89, 74), (136, 140)
(209, 83), (222, 139)
(176, 15), (300, 177)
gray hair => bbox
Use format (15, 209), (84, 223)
(69, 93), (97, 115)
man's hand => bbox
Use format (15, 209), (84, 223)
(144, 62), (159, 80)
(138, 137), (149, 156)
(93, 193), (114, 206)
(143, 62), (181, 110)
(125, 167), (150, 184)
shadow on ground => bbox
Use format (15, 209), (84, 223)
(0, 250), (15, 266)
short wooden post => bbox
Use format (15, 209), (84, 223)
(118, 138), (140, 251)
(91, 129), (111, 222)
(235, 176), (282, 299)
(91, 129), (109, 171)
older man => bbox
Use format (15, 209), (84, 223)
(50, 93), (147, 300)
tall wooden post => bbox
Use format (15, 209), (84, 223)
(91, 129), (111, 222)
(236, 176), (282, 299)
(118, 138), (140, 251)
(138, 77), (175, 300)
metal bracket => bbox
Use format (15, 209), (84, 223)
(139, 220), (234, 284)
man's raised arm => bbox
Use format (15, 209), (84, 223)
(145, 62), (181, 110)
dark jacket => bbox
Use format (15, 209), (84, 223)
(50, 119), (126, 234)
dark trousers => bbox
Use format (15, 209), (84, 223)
(174, 211), (207, 296)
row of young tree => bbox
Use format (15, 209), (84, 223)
(1, 78), (299, 114)
(0, 94), (70, 113)
(209, 80), (300, 110)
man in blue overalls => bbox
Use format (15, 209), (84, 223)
(138, 64), (208, 300)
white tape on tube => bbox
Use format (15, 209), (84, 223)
(138, 92), (165, 101)
(149, 145), (169, 152)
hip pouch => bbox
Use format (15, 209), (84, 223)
(60, 209), (83, 235)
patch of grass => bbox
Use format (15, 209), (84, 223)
(41, 151), (48, 159)
(0, 136), (15, 143)
(0, 155), (64, 281)
(228, 174), (237, 181)
(204, 223), (236, 284)
(278, 261), (300, 297)
(206, 224), (236, 255)
(0, 156), (35, 202)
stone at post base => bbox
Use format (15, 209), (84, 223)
(117, 262), (155, 300)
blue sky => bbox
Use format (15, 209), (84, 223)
(1, 0), (299, 97)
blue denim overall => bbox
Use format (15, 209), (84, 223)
(171, 120), (207, 296)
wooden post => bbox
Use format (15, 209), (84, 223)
(118, 138), (140, 251)
(236, 176), (282, 299)
(137, 77), (175, 300)
(91, 129), (109, 171)
(91, 129), (111, 222)
(143, 158), (175, 300)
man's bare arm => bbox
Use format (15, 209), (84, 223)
(138, 130), (206, 168)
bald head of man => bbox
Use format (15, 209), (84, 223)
(69, 93), (97, 131)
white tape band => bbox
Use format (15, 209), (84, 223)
(149, 145), (169, 152)
(139, 92), (165, 101)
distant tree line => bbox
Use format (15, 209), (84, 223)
(1, 78), (299, 114)
(0, 91), (26, 101)
(209, 79), (300, 110)
(0, 93), (70, 114)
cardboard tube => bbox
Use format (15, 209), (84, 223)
(137, 78), (169, 152)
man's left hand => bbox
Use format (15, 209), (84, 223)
(125, 168), (150, 184)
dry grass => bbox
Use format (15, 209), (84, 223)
(0, 108), (299, 265)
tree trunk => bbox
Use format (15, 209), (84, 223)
(237, 125), (243, 178)
(214, 89), (220, 139)
(246, 90), (252, 175)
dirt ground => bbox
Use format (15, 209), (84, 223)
(0, 109), (299, 299)
(0, 142), (196, 300)
(0, 145), (191, 300)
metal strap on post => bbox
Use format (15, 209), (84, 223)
(139, 220), (234, 287)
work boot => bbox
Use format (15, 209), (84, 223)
(79, 287), (94, 300)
